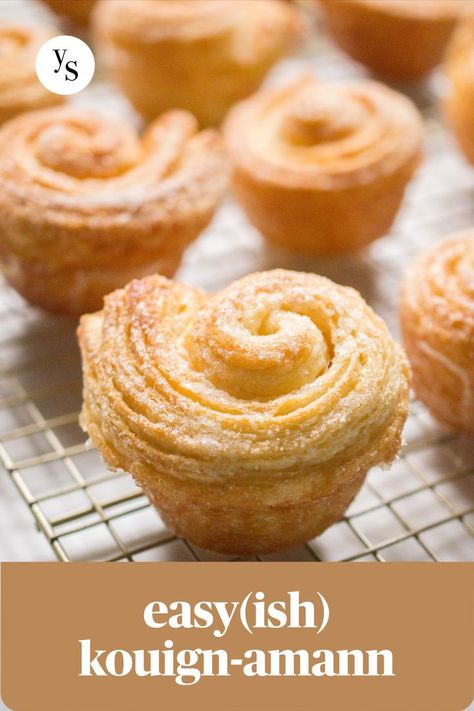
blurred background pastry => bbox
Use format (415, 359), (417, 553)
(0, 24), (63, 125)
(224, 75), (423, 255)
(319, 0), (463, 82)
(78, 269), (410, 555)
(41, 0), (96, 26)
(0, 106), (229, 316)
(93, 0), (303, 126)
(400, 234), (474, 435)
(444, 9), (474, 163)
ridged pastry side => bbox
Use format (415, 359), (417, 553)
(319, 0), (462, 81)
(444, 11), (474, 164)
(400, 234), (474, 435)
(93, 0), (303, 126)
(0, 106), (229, 316)
(224, 76), (423, 255)
(0, 25), (63, 125)
(78, 269), (410, 554)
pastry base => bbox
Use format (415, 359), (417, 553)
(84, 399), (408, 555)
(232, 161), (418, 255)
(320, 1), (458, 81)
(0, 251), (182, 316)
(445, 92), (474, 165)
(401, 318), (474, 437)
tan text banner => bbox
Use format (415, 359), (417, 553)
(1, 563), (473, 711)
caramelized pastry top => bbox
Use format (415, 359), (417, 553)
(97, 0), (302, 59)
(0, 24), (62, 122)
(224, 76), (423, 190)
(79, 269), (410, 482)
(0, 106), (229, 268)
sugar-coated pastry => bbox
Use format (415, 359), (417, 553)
(444, 11), (474, 164)
(400, 235), (474, 436)
(319, 0), (462, 81)
(0, 106), (229, 316)
(78, 269), (410, 554)
(0, 24), (63, 125)
(223, 76), (423, 255)
(42, 0), (96, 25)
(93, 0), (302, 126)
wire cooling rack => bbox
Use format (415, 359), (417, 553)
(0, 0), (473, 563)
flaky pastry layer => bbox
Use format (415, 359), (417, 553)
(93, 0), (302, 126)
(79, 269), (410, 554)
(0, 106), (229, 315)
(224, 76), (423, 255)
(0, 24), (63, 125)
(401, 234), (474, 435)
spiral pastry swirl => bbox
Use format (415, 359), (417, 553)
(94, 0), (303, 126)
(401, 234), (474, 435)
(319, 0), (463, 81)
(224, 76), (423, 254)
(0, 106), (229, 316)
(0, 24), (63, 125)
(79, 269), (410, 554)
(444, 11), (474, 164)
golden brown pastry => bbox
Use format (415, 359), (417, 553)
(42, 0), (96, 25)
(223, 76), (423, 255)
(0, 106), (229, 316)
(78, 269), (410, 555)
(319, 0), (463, 81)
(0, 24), (63, 125)
(444, 10), (474, 164)
(93, 0), (302, 126)
(400, 234), (474, 436)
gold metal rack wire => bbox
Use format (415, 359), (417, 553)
(0, 2), (472, 563)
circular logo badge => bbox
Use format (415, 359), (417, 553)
(35, 35), (95, 96)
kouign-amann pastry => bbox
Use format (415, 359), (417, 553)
(444, 11), (474, 164)
(319, 0), (462, 81)
(0, 24), (63, 125)
(0, 107), (229, 316)
(93, 0), (302, 126)
(78, 269), (410, 555)
(224, 76), (423, 255)
(42, 0), (96, 25)
(400, 234), (474, 435)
